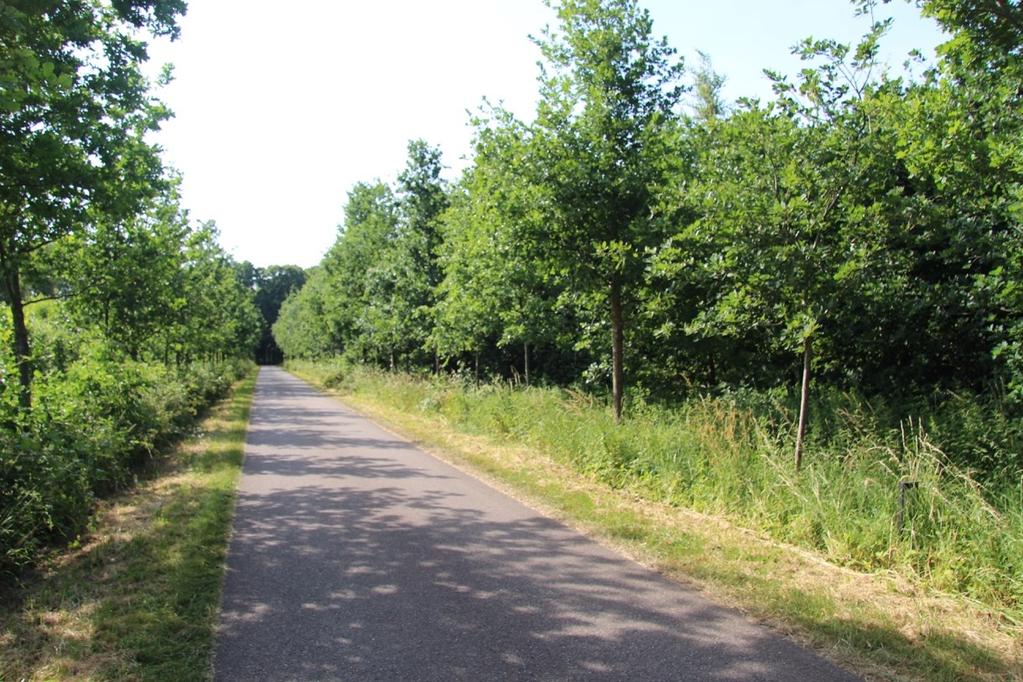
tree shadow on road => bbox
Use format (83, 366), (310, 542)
(217, 383), (861, 681)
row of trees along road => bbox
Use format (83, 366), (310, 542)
(0, 1), (293, 575)
(274, 0), (1023, 475)
(0, 1), (301, 400)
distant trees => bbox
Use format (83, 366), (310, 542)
(55, 185), (261, 366)
(275, 142), (449, 368)
(246, 265), (306, 364)
(273, 267), (336, 361)
(274, 0), (1023, 447)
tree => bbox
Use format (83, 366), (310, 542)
(392, 139), (449, 368)
(320, 181), (399, 362)
(690, 51), (728, 123)
(434, 113), (561, 383)
(62, 184), (190, 361)
(525, 0), (684, 421)
(654, 17), (898, 467)
(432, 179), (504, 367)
(906, 0), (1023, 401)
(173, 223), (261, 362)
(0, 0), (185, 407)
(273, 267), (336, 360)
(356, 141), (448, 368)
(252, 265), (306, 364)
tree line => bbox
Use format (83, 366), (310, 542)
(0, 0), (276, 405)
(277, 0), (1023, 616)
(274, 0), (1022, 471)
(0, 1), (288, 574)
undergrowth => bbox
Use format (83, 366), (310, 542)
(0, 340), (253, 578)
(0, 367), (256, 681)
(289, 359), (1023, 620)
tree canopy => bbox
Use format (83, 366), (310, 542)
(273, 0), (1023, 472)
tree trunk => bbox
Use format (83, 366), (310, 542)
(474, 350), (480, 386)
(2, 261), (32, 409)
(794, 336), (812, 470)
(609, 279), (625, 423)
(523, 341), (530, 386)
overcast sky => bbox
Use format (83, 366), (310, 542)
(146, 0), (945, 269)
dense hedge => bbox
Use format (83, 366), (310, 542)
(0, 350), (250, 578)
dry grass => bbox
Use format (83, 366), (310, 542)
(0, 370), (255, 682)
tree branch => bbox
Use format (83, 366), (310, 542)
(24, 293), (72, 307)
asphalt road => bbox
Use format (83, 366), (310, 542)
(213, 367), (859, 681)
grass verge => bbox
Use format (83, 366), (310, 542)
(0, 367), (256, 681)
(289, 361), (1022, 682)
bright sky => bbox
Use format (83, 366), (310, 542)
(146, 1), (945, 269)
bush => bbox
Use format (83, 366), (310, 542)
(0, 349), (251, 579)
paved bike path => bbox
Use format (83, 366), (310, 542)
(213, 367), (857, 680)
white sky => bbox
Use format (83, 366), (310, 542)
(146, 1), (945, 268)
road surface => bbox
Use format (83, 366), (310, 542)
(213, 367), (858, 681)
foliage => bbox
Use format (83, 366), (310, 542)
(1, 370), (256, 681)
(275, 3), (1023, 409)
(433, 114), (565, 378)
(0, 0), (186, 406)
(282, 1), (1023, 405)
(273, 267), (337, 361)
(249, 264), (306, 364)
(268, 0), (1023, 622)
(0, 337), (249, 576)
(0, 1), (264, 580)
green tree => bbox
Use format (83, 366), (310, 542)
(61, 184), (189, 361)
(160, 222), (260, 363)
(525, 0), (684, 420)
(356, 141), (448, 368)
(252, 265), (307, 364)
(690, 51), (727, 123)
(655, 19), (896, 466)
(434, 113), (561, 383)
(0, 0), (185, 406)
(320, 181), (399, 362)
(273, 267), (336, 360)
(906, 0), (1023, 401)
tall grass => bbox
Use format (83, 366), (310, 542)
(291, 359), (1023, 617)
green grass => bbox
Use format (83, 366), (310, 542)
(0, 368), (256, 681)
(290, 359), (1023, 681)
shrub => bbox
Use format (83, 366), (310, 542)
(0, 350), (252, 578)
